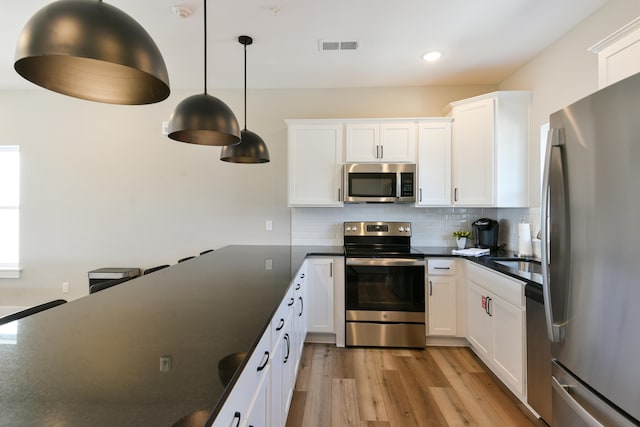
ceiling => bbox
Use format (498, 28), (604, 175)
(0, 0), (608, 91)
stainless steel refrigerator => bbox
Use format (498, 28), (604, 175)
(542, 72), (640, 426)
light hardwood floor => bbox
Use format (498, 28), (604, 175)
(286, 343), (542, 427)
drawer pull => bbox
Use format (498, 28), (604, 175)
(232, 412), (241, 427)
(284, 333), (291, 363)
(288, 298), (294, 306)
(276, 318), (285, 331)
(257, 351), (269, 372)
(434, 266), (451, 270)
(296, 283), (301, 290)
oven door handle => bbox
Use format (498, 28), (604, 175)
(346, 258), (425, 267)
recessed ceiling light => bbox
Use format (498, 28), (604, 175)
(422, 51), (443, 62)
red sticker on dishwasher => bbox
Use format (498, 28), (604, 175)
(482, 296), (487, 309)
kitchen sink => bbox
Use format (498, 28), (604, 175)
(491, 258), (543, 284)
(494, 259), (543, 274)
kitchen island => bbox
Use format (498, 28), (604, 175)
(0, 244), (544, 426)
(0, 245), (342, 427)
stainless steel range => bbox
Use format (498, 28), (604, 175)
(344, 221), (425, 348)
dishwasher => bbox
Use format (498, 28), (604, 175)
(525, 283), (552, 425)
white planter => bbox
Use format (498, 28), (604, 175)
(456, 237), (467, 249)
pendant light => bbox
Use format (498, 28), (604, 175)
(220, 35), (270, 163)
(14, 0), (170, 105)
(167, 0), (240, 146)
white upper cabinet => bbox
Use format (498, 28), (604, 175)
(416, 119), (452, 206)
(287, 120), (344, 207)
(345, 120), (416, 163)
(447, 91), (531, 207)
(589, 17), (640, 89)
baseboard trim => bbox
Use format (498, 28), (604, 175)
(425, 336), (468, 347)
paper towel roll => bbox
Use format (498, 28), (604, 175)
(518, 223), (532, 256)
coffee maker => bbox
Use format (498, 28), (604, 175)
(472, 218), (499, 249)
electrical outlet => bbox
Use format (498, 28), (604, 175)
(62, 282), (69, 293)
(160, 356), (172, 372)
(265, 220), (273, 231)
(265, 259), (273, 270)
(161, 120), (169, 135)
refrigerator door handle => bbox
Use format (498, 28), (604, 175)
(552, 376), (605, 427)
(542, 127), (570, 343)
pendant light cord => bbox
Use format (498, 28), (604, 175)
(244, 41), (247, 130)
(203, 0), (208, 95)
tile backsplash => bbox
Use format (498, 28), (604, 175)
(291, 205), (541, 251)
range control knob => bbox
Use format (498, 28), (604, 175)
(398, 227), (405, 232)
(406, 226), (411, 232)
(345, 226), (352, 232)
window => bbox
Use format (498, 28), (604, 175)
(0, 146), (19, 278)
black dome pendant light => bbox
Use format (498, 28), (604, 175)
(220, 36), (270, 163)
(168, 0), (240, 146)
(14, 0), (170, 105)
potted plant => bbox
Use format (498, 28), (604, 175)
(452, 230), (471, 249)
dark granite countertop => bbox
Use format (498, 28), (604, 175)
(0, 243), (542, 426)
(414, 246), (543, 301)
(0, 245), (342, 427)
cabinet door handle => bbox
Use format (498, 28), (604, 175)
(330, 261), (333, 277)
(419, 188), (422, 202)
(380, 145), (384, 159)
(284, 333), (290, 363)
(288, 298), (294, 307)
(298, 296), (304, 317)
(232, 412), (241, 427)
(276, 318), (285, 331)
(257, 351), (269, 372)
(454, 187), (458, 202)
(376, 145), (380, 159)
(429, 280), (433, 296)
(487, 297), (493, 317)
(338, 187), (341, 202)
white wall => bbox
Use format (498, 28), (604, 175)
(499, 0), (640, 207)
(494, 0), (640, 252)
(0, 84), (495, 305)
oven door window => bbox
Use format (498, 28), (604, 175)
(348, 173), (396, 197)
(346, 264), (425, 312)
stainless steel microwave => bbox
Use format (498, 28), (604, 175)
(344, 163), (416, 203)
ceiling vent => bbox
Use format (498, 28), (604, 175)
(319, 40), (359, 52)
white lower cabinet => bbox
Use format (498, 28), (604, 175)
(291, 270), (309, 376)
(214, 266), (308, 427)
(304, 257), (346, 346)
(427, 259), (457, 336)
(466, 263), (526, 398)
(306, 258), (335, 333)
(244, 363), (270, 427)
(212, 328), (271, 427)
(271, 310), (294, 427)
